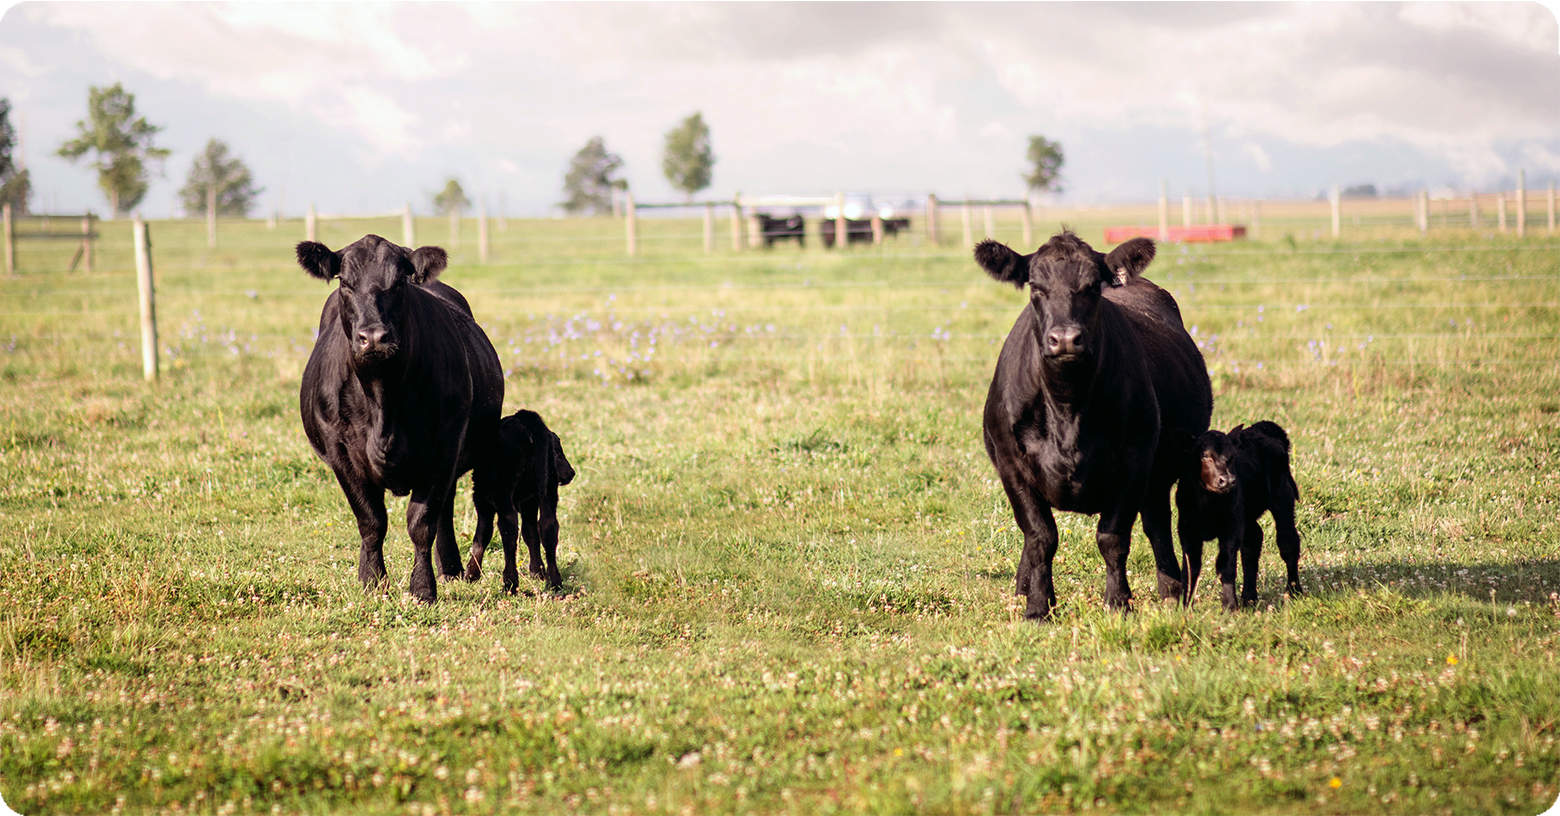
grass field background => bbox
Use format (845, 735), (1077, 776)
(1, 205), (1558, 815)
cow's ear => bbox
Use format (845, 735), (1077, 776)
(1103, 237), (1155, 286)
(974, 239), (1030, 289)
(296, 241), (339, 280)
(410, 246), (448, 284)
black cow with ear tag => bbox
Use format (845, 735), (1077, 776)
(976, 230), (1212, 621)
(297, 234), (503, 604)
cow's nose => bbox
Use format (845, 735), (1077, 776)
(356, 327), (388, 351)
(1046, 327), (1081, 355)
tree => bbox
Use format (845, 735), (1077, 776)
(561, 136), (625, 216)
(662, 112), (714, 200)
(0, 98), (29, 214)
(57, 83), (169, 218)
(1023, 135), (1065, 195)
(433, 178), (470, 216)
(178, 139), (262, 218)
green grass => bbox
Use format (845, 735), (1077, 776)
(1, 212), (1558, 815)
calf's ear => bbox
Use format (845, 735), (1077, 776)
(1103, 237), (1155, 286)
(296, 241), (339, 280)
(410, 246), (448, 284)
(974, 239), (1030, 289)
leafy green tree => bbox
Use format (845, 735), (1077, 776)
(662, 112), (714, 200)
(0, 98), (29, 214)
(57, 83), (169, 218)
(178, 139), (262, 217)
(561, 136), (625, 216)
(1024, 135), (1065, 195)
(433, 178), (471, 216)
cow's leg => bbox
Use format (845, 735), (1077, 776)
(335, 472), (389, 591)
(434, 488), (463, 582)
(540, 493), (563, 590)
(1240, 521), (1264, 607)
(1096, 500), (1141, 613)
(1139, 483), (1185, 601)
(498, 508), (522, 594)
(1215, 526), (1242, 611)
(1002, 482), (1060, 621)
(1272, 500), (1303, 597)
(464, 484), (497, 583)
(406, 482), (453, 604)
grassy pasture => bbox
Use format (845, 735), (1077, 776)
(1, 210), (1558, 815)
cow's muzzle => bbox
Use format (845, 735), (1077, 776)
(354, 326), (397, 360)
(1044, 326), (1084, 358)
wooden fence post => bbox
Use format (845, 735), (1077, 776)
(82, 214), (94, 273)
(1517, 170), (1526, 238)
(134, 217), (159, 382)
(306, 203), (317, 242)
(206, 183), (217, 248)
(1498, 193), (1508, 233)
(1331, 185), (1341, 238)
(1420, 190), (1430, 234)
(730, 195), (742, 251)
(625, 192), (637, 257)
(1021, 200), (1033, 248)
(402, 203), (416, 247)
(1470, 194), (1479, 229)
(1549, 182), (1556, 235)
(1252, 200), (1261, 240)
(871, 212), (884, 246)
(926, 194), (940, 245)
(961, 201), (972, 249)
(703, 203), (714, 253)
(834, 192), (846, 249)
(1158, 179), (1168, 241)
(3, 203), (12, 276)
(478, 199), (489, 263)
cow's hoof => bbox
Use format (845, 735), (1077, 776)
(1156, 573), (1185, 601)
(462, 567), (482, 583)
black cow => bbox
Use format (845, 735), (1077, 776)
(976, 231), (1212, 620)
(1175, 421), (1303, 610)
(883, 217), (911, 237)
(463, 410), (576, 592)
(757, 213), (806, 247)
(819, 218), (874, 247)
(297, 234), (503, 604)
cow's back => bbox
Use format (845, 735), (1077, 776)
(1106, 278), (1213, 477)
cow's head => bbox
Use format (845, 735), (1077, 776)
(1191, 428), (1239, 494)
(297, 234), (447, 369)
(550, 431), (576, 487)
(975, 231), (1154, 366)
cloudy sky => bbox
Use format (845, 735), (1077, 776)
(1, 1), (1556, 218)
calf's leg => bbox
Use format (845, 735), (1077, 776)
(463, 483), (497, 583)
(498, 508), (522, 594)
(540, 492), (563, 590)
(1240, 521), (1264, 607)
(1272, 500), (1303, 596)
(335, 472), (389, 591)
(1215, 527), (1242, 611)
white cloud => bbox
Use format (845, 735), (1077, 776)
(1241, 143), (1273, 172)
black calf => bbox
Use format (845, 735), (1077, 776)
(463, 410), (576, 592)
(1175, 421), (1303, 610)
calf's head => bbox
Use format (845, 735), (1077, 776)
(975, 232), (1155, 364)
(1191, 429), (1239, 494)
(297, 235), (448, 369)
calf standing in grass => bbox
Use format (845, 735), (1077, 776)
(463, 410), (575, 593)
(298, 235), (503, 604)
(1175, 421), (1303, 610)
(977, 231), (1212, 621)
